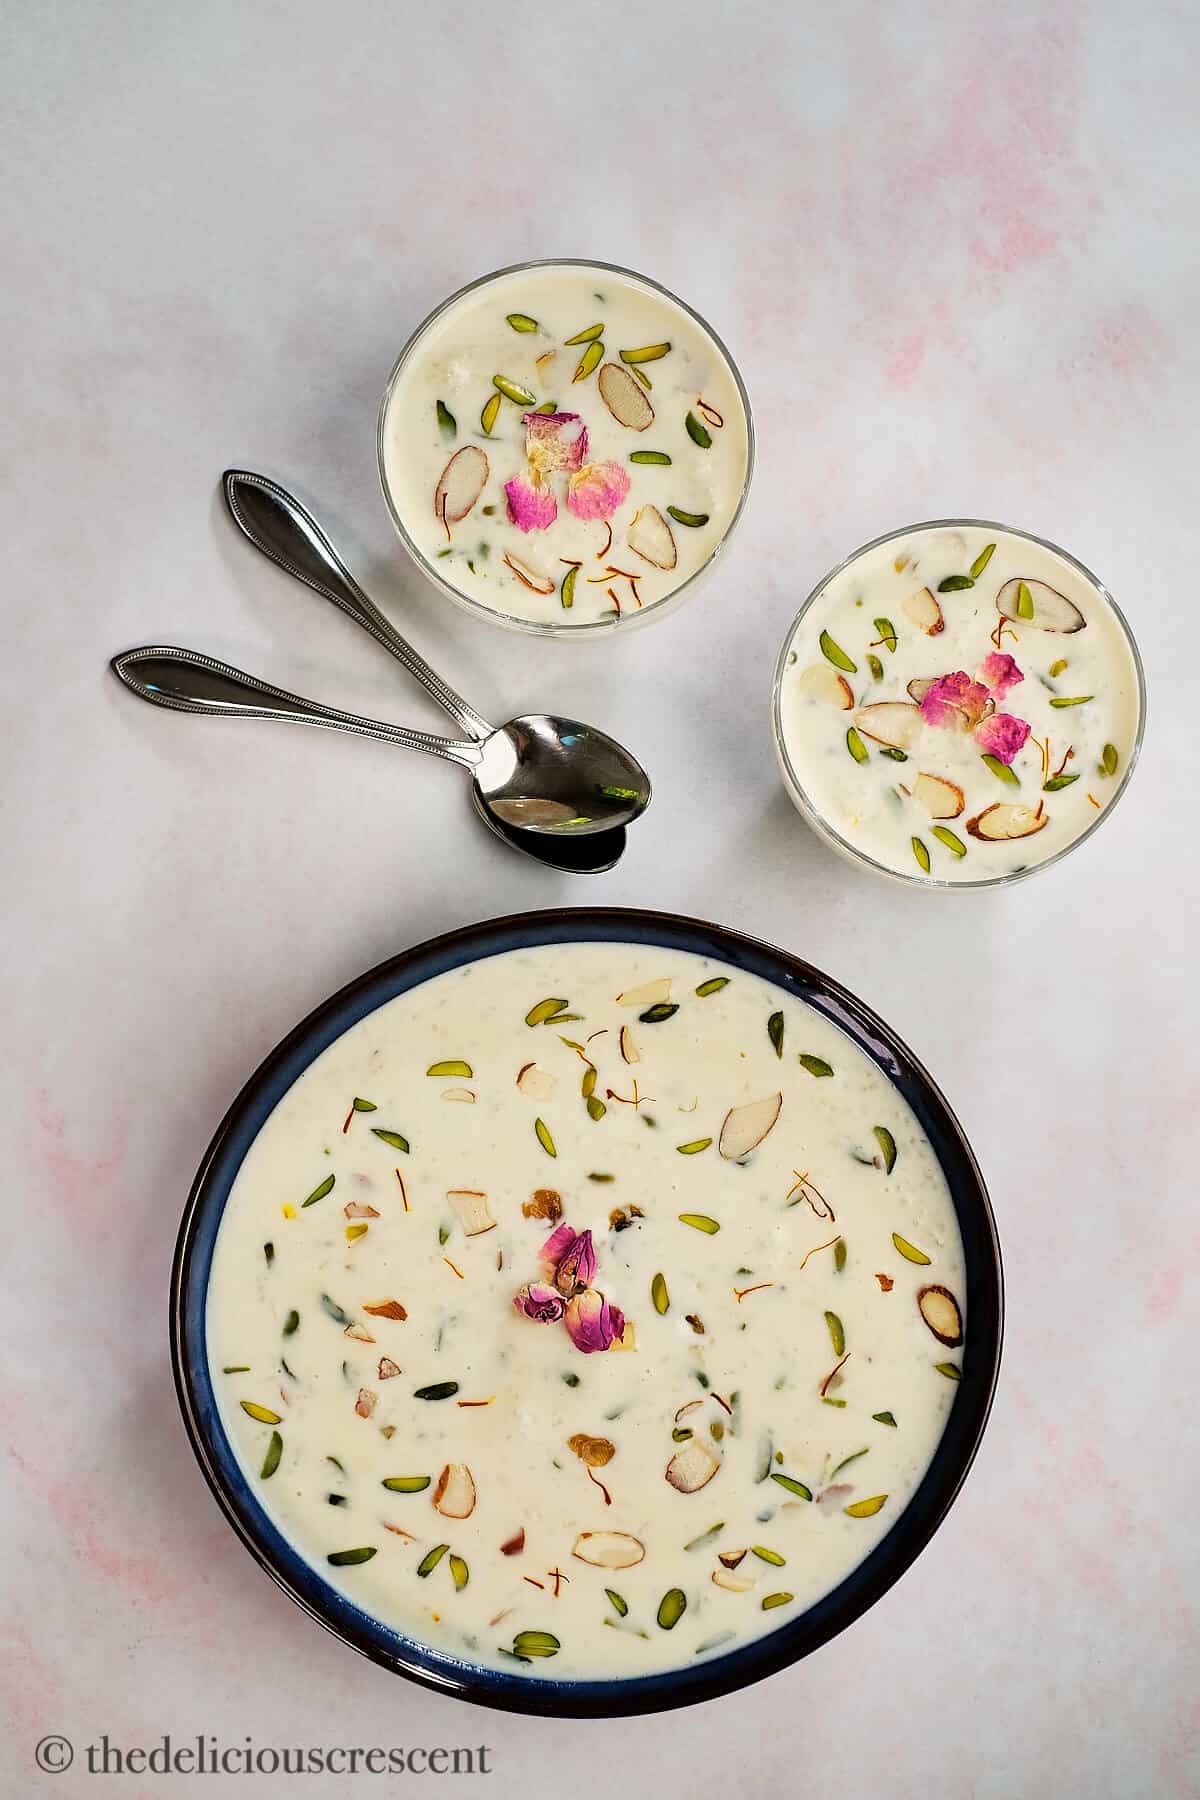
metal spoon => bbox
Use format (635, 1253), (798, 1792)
(211, 470), (649, 837)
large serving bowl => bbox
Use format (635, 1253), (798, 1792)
(171, 908), (1002, 1717)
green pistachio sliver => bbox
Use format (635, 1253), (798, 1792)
(1043, 773), (1080, 792)
(526, 996), (570, 1026)
(351, 1096), (377, 1113)
(1015, 580), (1035, 619)
(752, 1545), (786, 1566)
(588, 1172), (615, 1183)
(819, 629), (857, 673)
(628, 365), (652, 390)
(416, 1543), (449, 1577)
(1048, 656), (1068, 676)
(1100, 742), (1119, 776)
(767, 1010), (785, 1058)
(932, 826), (968, 856)
(799, 1054), (834, 1078)
(381, 1475), (431, 1493)
(937, 574), (974, 592)
(762, 1591), (794, 1610)
(437, 1226), (450, 1245)
(834, 1237), (847, 1273)
(426, 1059), (473, 1078)
(564, 323), (603, 345)
(239, 1400), (281, 1425)
(822, 1396), (847, 1407)
(492, 374), (535, 406)
(586, 1096), (607, 1122)
(676, 1141), (713, 1158)
(620, 342), (671, 364)
(892, 1232), (931, 1265)
(512, 1628), (560, 1657)
(630, 449), (671, 465)
(666, 506), (709, 528)
(684, 1521), (725, 1552)
(302, 1173), (335, 1208)
(449, 1553), (470, 1591)
(844, 1494), (888, 1517)
(320, 1293), (351, 1325)
(824, 1311), (846, 1356)
(981, 752), (1021, 786)
(696, 976), (729, 996)
(866, 652), (884, 681)
(413, 1381), (459, 1402)
(534, 1117), (557, 1157)
(846, 726), (869, 764)
(605, 1588), (628, 1617)
(222, 1365), (250, 1373)
(371, 1128), (410, 1152)
(831, 1446), (869, 1478)
(436, 399), (456, 441)
(935, 1361), (962, 1381)
(581, 1066), (597, 1100)
(770, 1473), (812, 1500)
(874, 1125), (897, 1172)
(533, 401), (557, 415)
(560, 564), (578, 609)
(679, 1212), (720, 1232)
(672, 1427), (694, 1442)
(656, 1588), (687, 1630)
(969, 542), (996, 578)
(873, 616), (898, 653)
(912, 835), (931, 874)
(879, 747), (908, 762)
(572, 340), (604, 382)
(562, 1371), (580, 1388)
(328, 1546), (377, 1566)
(685, 411), (713, 449)
(651, 1272), (670, 1315)
(480, 392), (502, 436)
(873, 1410), (898, 1427)
(1049, 695), (1093, 709)
(260, 1431), (283, 1478)
(506, 312), (539, 333)
(282, 1309), (300, 1337)
(639, 1002), (679, 1023)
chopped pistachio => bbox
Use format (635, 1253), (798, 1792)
(799, 1055), (834, 1078)
(302, 1174), (335, 1208)
(873, 1125), (897, 1173)
(506, 313), (539, 333)
(695, 976), (729, 996)
(651, 1272), (670, 1314)
(492, 374), (535, 406)
(824, 1311), (846, 1356)
(678, 1212), (720, 1232)
(327, 1546), (377, 1566)
(891, 1232), (931, 1265)
(844, 1494), (888, 1517)
(656, 1588), (687, 1630)
(819, 629), (857, 673)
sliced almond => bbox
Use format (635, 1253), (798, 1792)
(627, 504), (677, 570)
(597, 361), (655, 431)
(613, 1319), (637, 1351)
(718, 1092), (783, 1162)
(617, 977), (672, 1007)
(995, 577), (1086, 633)
(535, 350), (557, 374)
(965, 802), (1049, 841)
(902, 587), (945, 635)
(354, 1388), (377, 1419)
(441, 1086), (476, 1103)
(712, 1567), (756, 1593)
(432, 1462), (477, 1519)
(619, 1024), (640, 1065)
(717, 1548), (748, 1569)
(344, 1200), (380, 1219)
(906, 677), (934, 704)
(503, 552), (555, 595)
(674, 1398), (704, 1423)
(666, 1438), (722, 1493)
(853, 702), (923, 749)
(447, 1189), (496, 1236)
(572, 1530), (646, 1569)
(913, 773), (965, 819)
(917, 1283), (964, 1347)
(797, 663), (854, 709)
(516, 1063), (557, 1099)
(377, 1356), (401, 1380)
(344, 1323), (376, 1343)
(363, 1299), (407, 1320)
(434, 445), (488, 526)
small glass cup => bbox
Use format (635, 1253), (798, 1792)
(771, 518), (1147, 890)
(377, 259), (754, 639)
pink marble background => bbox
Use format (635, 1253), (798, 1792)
(2, 3), (1196, 1795)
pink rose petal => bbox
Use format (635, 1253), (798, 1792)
(974, 711), (1032, 763)
(563, 1288), (624, 1354)
(524, 410), (588, 473)
(505, 470), (557, 531)
(539, 1223), (578, 1277)
(513, 1282), (566, 1324)
(919, 671), (992, 729)
(553, 1227), (597, 1296)
(566, 460), (631, 522)
(978, 651), (1025, 702)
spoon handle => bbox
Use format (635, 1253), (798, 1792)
(222, 469), (493, 743)
(110, 646), (481, 769)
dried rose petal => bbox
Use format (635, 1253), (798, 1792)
(978, 651), (1024, 701)
(563, 1288), (625, 1354)
(539, 1222), (578, 1277)
(566, 460), (631, 522)
(554, 1228), (597, 1296)
(974, 711), (1031, 763)
(504, 470), (557, 532)
(513, 1282), (566, 1324)
(523, 410), (588, 473)
(918, 671), (992, 730)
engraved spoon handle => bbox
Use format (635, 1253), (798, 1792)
(222, 469), (494, 743)
(110, 646), (481, 769)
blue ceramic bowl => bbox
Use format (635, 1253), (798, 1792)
(171, 908), (1003, 1718)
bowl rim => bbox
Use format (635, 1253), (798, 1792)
(770, 517), (1148, 890)
(376, 258), (756, 639)
(171, 906), (1003, 1718)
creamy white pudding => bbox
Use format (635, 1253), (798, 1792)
(208, 944), (966, 1681)
(775, 523), (1142, 885)
(378, 263), (751, 632)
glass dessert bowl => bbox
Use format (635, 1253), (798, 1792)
(378, 261), (753, 637)
(772, 520), (1145, 889)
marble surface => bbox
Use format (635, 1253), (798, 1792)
(3, 3), (1197, 1795)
